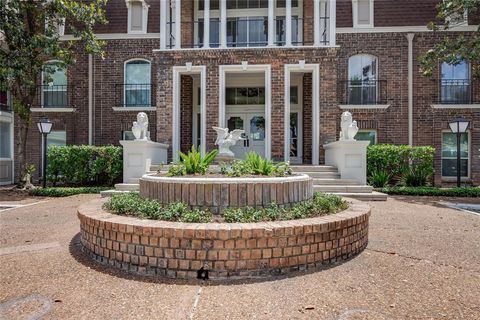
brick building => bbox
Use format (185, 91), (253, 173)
(1, 0), (479, 186)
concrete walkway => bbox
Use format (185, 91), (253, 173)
(0, 194), (479, 319)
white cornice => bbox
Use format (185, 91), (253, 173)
(337, 25), (478, 33)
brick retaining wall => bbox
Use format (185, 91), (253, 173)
(78, 198), (370, 280)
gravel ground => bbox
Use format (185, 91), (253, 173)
(0, 194), (479, 320)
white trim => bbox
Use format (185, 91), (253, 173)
(284, 63), (320, 165)
(219, 64), (272, 160)
(123, 58), (152, 108)
(431, 104), (480, 109)
(220, 0), (227, 48)
(313, 0), (320, 46)
(337, 25), (478, 33)
(126, 0), (149, 34)
(61, 33), (160, 41)
(153, 45), (339, 52)
(286, 0), (292, 46)
(159, 0), (167, 49)
(339, 104), (390, 109)
(352, 0), (374, 28)
(112, 107), (156, 112)
(203, 0), (210, 48)
(406, 33), (414, 146)
(174, 0), (182, 49)
(172, 65), (207, 160)
(329, 0), (336, 46)
(30, 108), (75, 113)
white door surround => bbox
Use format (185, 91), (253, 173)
(284, 64), (320, 165)
(172, 65), (207, 160)
(219, 64), (272, 160)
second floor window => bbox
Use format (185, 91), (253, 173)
(42, 62), (67, 108)
(348, 54), (378, 104)
(441, 60), (470, 104)
(227, 17), (268, 47)
(127, 0), (148, 34)
(353, 0), (373, 28)
(124, 60), (151, 107)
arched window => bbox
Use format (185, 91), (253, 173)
(440, 60), (470, 104)
(124, 59), (151, 107)
(348, 54), (378, 104)
(42, 61), (67, 108)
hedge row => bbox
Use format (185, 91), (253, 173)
(376, 187), (480, 197)
(367, 144), (435, 184)
(30, 186), (111, 197)
(47, 145), (122, 186)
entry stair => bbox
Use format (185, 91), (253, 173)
(102, 164), (386, 201)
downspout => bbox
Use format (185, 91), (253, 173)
(88, 54), (93, 145)
(406, 33), (415, 146)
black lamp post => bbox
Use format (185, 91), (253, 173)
(448, 118), (469, 188)
(37, 117), (53, 188)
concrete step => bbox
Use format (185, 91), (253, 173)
(313, 185), (373, 193)
(326, 191), (388, 201)
(301, 172), (341, 179)
(114, 183), (139, 191)
(100, 190), (139, 197)
(290, 165), (338, 173)
(312, 178), (361, 186)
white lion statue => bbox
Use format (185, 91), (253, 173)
(132, 112), (150, 141)
(213, 126), (245, 157)
(339, 111), (359, 141)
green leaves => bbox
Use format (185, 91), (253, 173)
(220, 152), (292, 177)
(168, 146), (219, 176)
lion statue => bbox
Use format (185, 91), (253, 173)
(339, 111), (358, 141)
(132, 112), (150, 141)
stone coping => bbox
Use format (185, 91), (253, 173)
(78, 198), (370, 279)
(141, 173), (310, 184)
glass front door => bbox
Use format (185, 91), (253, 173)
(227, 113), (265, 159)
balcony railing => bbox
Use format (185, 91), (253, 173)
(166, 16), (330, 49)
(339, 80), (388, 105)
(439, 79), (477, 104)
(115, 84), (155, 108)
(34, 85), (73, 108)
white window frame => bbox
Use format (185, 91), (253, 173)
(352, 0), (374, 28)
(41, 60), (67, 108)
(126, 0), (149, 34)
(123, 58), (152, 107)
(441, 130), (471, 179)
(347, 54), (379, 104)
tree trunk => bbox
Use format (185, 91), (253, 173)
(16, 118), (30, 186)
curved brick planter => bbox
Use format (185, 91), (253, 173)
(139, 174), (313, 213)
(78, 198), (370, 280)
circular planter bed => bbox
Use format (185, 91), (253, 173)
(78, 198), (370, 280)
(139, 174), (313, 214)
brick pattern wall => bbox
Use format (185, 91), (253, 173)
(78, 198), (370, 279)
(180, 75), (193, 153)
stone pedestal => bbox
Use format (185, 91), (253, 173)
(214, 153), (235, 164)
(120, 140), (169, 183)
(323, 140), (370, 185)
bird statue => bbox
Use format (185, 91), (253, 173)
(212, 126), (245, 157)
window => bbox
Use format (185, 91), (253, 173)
(348, 54), (378, 104)
(47, 131), (66, 148)
(442, 132), (469, 177)
(198, 18), (220, 47)
(290, 86), (298, 104)
(124, 60), (151, 107)
(441, 60), (471, 104)
(0, 121), (11, 158)
(355, 130), (376, 145)
(127, 0), (148, 34)
(227, 17), (268, 47)
(222, 0), (270, 10)
(226, 87), (265, 105)
(0, 91), (9, 111)
(353, 0), (373, 28)
(275, 16), (300, 46)
(276, 0), (299, 8)
(42, 61), (67, 108)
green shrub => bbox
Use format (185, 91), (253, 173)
(367, 145), (434, 185)
(402, 167), (429, 187)
(368, 170), (390, 188)
(168, 146), (218, 176)
(104, 193), (213, 222)
(220, 152), (292, 177)
(30, 186), (110, 197)
(376, 186), (480, 197)
(47, 145), (122, 186)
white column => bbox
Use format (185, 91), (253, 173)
(268, 0), (275, 46)
(328, 0), (336, 46)
(220, 0), (227, 47)
(203, 0), (210, 48)
(286, 0), (292, 46)
(313, 0), (320, 46)
(160, 0), (168, 49)
(407, 33), (415, 146)
(174, 0), (181, 49)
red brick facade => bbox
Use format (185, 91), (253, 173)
(10, 0), (480, 186)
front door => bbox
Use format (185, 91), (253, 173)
(227, 113), (265, 159)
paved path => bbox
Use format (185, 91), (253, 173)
(0, 194), (479, 319)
